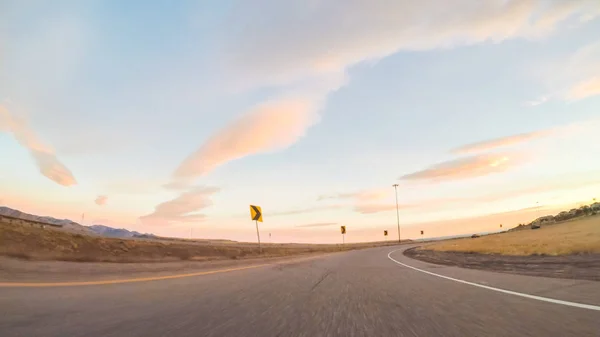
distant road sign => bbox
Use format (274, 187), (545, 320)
(384, 230), (388, 236)
(250, 205), (263, 222)
(340, 226), (346, 234)
(420, 230), (424, 235)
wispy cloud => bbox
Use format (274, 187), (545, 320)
(271, 204), (344, 216)
(0, 104), (77, 186)
(567, 76), (600, 100)
(354, 204), (412, 214)
(452, 130), (554, 155)
(524, 95), (550, 106)
(172, 95), (321, 183)
(400, 152), (525, 182)
(222, 0), (597, 88)
(95, 195), (108, 206)
(318, 189), (390, 203)
(139, 186), (219, 225)
(170, 1), (597, 183)
(535, 41), (600, 102)
(295, 222), (338, 228)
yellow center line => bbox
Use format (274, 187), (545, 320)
(0, 263), (270, 288)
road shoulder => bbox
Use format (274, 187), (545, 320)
(404, 247), (600, 281)
(391, 247), (600, 307)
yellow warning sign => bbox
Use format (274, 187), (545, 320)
(384, 230), (388, 236)
(250, 205), (263, 222)
(340, 226), (346, 234)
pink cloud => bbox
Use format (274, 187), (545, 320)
(95, 195), (108, 206)
(139, 186), (219, 226)
(400, 152), (525, 182)
(295, 222), (338, 228)
(567, 76), (600, 100)
(318, 189), (390, 203)
(452, 130), (554, 155)
(0, 104), (76, 186)
(271, 204), (344, 216)
(173, 96), (319, 181)
(354, 204), (404, 214)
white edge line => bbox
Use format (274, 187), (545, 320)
(387, 249), (600, 311)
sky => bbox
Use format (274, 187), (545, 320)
(1, 0), (600, 243)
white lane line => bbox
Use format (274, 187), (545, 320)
(387, 249), (600, 311)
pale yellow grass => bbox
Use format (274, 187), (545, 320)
(424, 216), (600, 256)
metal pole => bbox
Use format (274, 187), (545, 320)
(393, 184), (401, 243)
(342, 233), (345, 245)
(255, 220), (262, 253)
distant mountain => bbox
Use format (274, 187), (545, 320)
(87, 224), (156, 239)
(0, 206), (95, 235)
(0, 206), (156, 239)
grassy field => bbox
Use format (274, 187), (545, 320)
(423, 215), (600, 256)
(0, 221), (400, 262)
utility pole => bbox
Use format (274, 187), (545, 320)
(393, 184), (401, 243)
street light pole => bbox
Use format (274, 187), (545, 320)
(393, 184), (401, 243)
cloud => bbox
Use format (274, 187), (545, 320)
(524, 95), (549, 106)
(318, 189), (390, 203)
(354, 204), (407, 214)
(95, 195), (108, 206)
(271, 204), (344, 216)
(171, 1), (596, 183)
(400, 152), (525, 181)
(0, 104), (77, 186)
(535, 41), (600, 102)
(566, 77), (600, 100)
(162, 180), (194, 191)
(452, 118), (598, 155)
(222, 0), (598, 88)
(295, 222), (338, 228)
(170, 73), (345, 184)
(172, 95), (321, 181)
(452, 130), (554, 155)
(139, 186), (219, 225)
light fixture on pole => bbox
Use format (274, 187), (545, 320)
(393, 184), (401, 243)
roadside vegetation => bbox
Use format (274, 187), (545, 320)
(423, 215), (600, 256)
(0, 221), (401, 262)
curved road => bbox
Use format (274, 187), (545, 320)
(1, 246), (599, 336)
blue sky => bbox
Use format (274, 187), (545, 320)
(1, 0), (600, 243)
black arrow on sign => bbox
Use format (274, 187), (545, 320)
(251, 205), (262, 221)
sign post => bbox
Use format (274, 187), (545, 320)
(384, 230), (388, 239)
(340, 226), (346, 244)
(250, 205), (263, 253)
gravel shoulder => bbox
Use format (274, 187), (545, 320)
(404, 247), (600, 281)
(0, 252), (338, 283)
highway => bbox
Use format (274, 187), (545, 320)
(1, 246), (599, 336)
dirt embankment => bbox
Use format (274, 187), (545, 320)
(404, 248), (600, 281)
(404, 217), (600, 281)
(0, 221), (400, 263)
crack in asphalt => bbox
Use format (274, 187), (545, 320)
(310, 270), (331, 292)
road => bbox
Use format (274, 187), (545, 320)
(1, 246), (599, 336)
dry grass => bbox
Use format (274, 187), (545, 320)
(0, 221), (400, 262)
(423, 216), (600, 256)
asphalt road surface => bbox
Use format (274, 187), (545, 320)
(1, 246), (599, 336)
